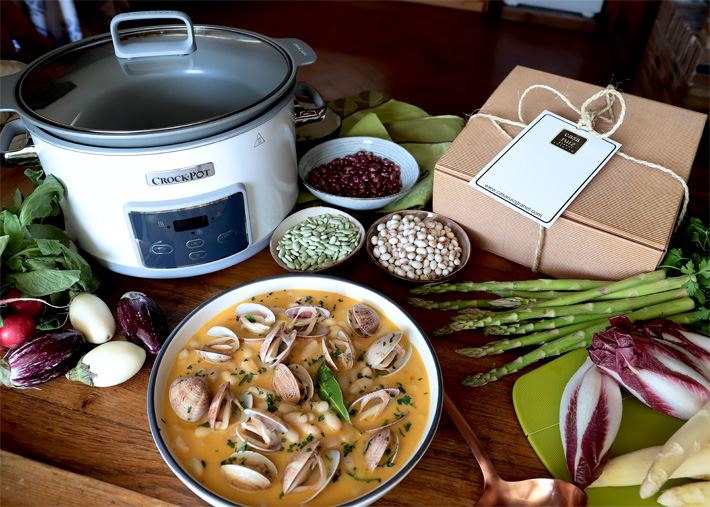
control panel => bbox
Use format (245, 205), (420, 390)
(127, 185), (250, 269)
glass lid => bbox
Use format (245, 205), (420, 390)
(17, 24), (293, 134)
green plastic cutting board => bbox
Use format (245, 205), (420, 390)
(512, 349), (687, 506)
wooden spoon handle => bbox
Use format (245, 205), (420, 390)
(443, 392), (501, 484)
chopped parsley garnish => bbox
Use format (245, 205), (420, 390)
(239, 372), (255, 385)
(186, 364), (193, 370)
(397, 395), (413, 406)
(199, 421), (210, 428)
(266, 393), (280, 413)
(246, 314), (256, 323)
(227, 439), (237, 448)
(258, 366), (267, 374)
(238, 440), (248, 452)
(347, 471), (381, 484)
(357, 351), (366, 363)
(404, 422), (412, 432)
(396, 382), (406, 394)
(186, 406), (192, 414)
(318, 414), (325, 422)
(343, 442), (356, 456)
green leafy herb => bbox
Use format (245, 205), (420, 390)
(239, 372), (255, 385)
(404, 422), (412, 432)
(238, 440), (248, 452)
(199, 421), (210, 428)
(397, 395), (413, 406)
(343, 442), (356, 457)
(316, 363), (351, 423)
(318, 414), (325, 422)
(227, 439), (237, 448)
(246, 314), (256, 323)
(346, 471), (381, 484)
(266, 393), (281, 413)
(0, 171), (99, 329)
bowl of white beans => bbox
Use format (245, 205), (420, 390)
(366, 210), (471, 283)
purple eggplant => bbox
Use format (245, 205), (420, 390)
(1, 330), (86, 388)
(116, 291), (168, 355)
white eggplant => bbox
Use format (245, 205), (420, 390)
(69, 293), (116, 344)
(560, 358), (622, 489)
(66, 341), (145, 387)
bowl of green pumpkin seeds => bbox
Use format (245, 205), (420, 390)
(270, 206), (365, 272)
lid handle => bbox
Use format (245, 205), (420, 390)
(110, 10), (196, 59)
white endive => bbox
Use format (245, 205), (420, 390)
(560, 358), (623, 489)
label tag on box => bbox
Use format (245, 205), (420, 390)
(469, 111), (621, 228)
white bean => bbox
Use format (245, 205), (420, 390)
(312, 401), (330, 413)
(322, 411), (342, 432)
(194, 426), (211, 438)
(349, 377), (373, 394)
(191, 458), (205, 478)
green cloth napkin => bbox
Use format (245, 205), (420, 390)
(299, 92), (465, 211)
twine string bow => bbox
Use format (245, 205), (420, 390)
(469, 84), (689, 273)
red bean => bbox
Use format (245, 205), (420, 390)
(307, 151), (402, 198)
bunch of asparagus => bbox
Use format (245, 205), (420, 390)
(409, 269), (709, 387)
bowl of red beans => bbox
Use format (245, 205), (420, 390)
(298, 136), (420, 210)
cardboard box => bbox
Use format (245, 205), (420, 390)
(434, 66), (706, 279)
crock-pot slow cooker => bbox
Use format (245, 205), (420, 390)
(0, 11), (325, 278)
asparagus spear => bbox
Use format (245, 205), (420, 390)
(410, 278), (608, 295)
(483, 312), (608, 335)
(594, 275), (691, 300)
(531, 270), (666, 308)
(408, 297), (535, 310)
(488, 289), (565, 299)
(460, 297), (696, 387)
(459, 318), (610, 358)
(667, 308), (710, 325)
(435, 287), (686, 334)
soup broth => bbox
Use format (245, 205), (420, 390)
(163, 290), (430, 507)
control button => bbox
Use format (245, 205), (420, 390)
(186, 239), (205, 249)
(150, 243), (174, 255)
(188, 250), (207, 261)
(217, 230), (235, 243)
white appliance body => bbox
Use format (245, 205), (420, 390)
(26, 99), (298, 278)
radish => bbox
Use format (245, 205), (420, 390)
(2, 289), (44, 318)
(0, 314), (37, 349)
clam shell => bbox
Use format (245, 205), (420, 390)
(206, 327), (240, 352)
(349, 388), (400, 427)
(236, 303), (276, 335)
(284, 306), (331, 319)
(169, 376), (211, 422)
(282, 439), (322, 494)
(365, 332), (412, 376)
(364, 428), (399, 471)
(237, 408), (288, 452)
(285, 306), (330, 338)
(221, 451), (278, 491)
(322, 329), (355, 371)
(303, 450), (341, 504)
(259, 323), (297, 367)
(347, 304), (380, 337)
(195, 349), (233, 363)
(272, 363), (314, 403)
(208, 383), (233, 430)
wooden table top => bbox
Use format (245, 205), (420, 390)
(0, 162), (561, 507)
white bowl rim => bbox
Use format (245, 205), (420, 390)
(298, 136), (419, 202)
(147, 273), (443, 507)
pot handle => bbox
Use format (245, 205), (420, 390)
(0, 71), (21, 113)
(110, 11), (196, 59)
(294, 82), (327, 126)
(275, 38), (317, 67)
(0, 118), (40, 167)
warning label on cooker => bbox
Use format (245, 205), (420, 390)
(146, 162), (215, 187)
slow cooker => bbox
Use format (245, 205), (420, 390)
(0, 11), (325, 278)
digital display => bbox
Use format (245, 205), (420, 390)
(173, 215), (208, 232)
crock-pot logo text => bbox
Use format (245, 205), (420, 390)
(146, 163), (216, 186)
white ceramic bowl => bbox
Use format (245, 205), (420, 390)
(148, 275), (443, 507)
(299, 137), (419, 211)
(269, 206), (365, 273)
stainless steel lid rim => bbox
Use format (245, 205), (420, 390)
(25, 90), (294, 155)
(17, 25), (294, 134)
(9, 17), (310, 148)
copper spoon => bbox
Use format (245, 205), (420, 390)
(443, 393), (587, 507)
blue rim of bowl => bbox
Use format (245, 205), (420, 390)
(147, 273), (444, 507)
(298, 138), (418, 202)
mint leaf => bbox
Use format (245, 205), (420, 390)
(26, 224), (70, 244)
(24, 168), (44, 188)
